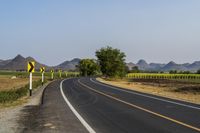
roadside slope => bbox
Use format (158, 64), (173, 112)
(97, 78), (200, 104)
(20, 80), (88, 133)
(0, 81), (50, 133)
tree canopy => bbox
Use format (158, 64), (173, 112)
(96, 46), (126, 77)
(77, 59), (99, 76)
(197, 69), (200, 74)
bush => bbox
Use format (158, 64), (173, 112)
(0, 86), (27, 103)
(197, 69), (200, 74)
(96, 46), (126, 77)
(0, 79), (43, 103)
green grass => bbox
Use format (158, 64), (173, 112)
(0, 79), (45, 104)
(0, 71), (28, 77)
(0, 71), (79, 104)
(0, 70), (80, 79)
(44, 71), (79, 79)
(126, 73), (200, 83)
(0, 86), (27, 103)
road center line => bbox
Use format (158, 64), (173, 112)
(60, 79), (96, 133)
(90, 78), (200, 110)
(78, 79), (200, 132)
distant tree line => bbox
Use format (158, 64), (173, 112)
(77, 59), (100, 76)
(129, 69), (200, 74)
(77, 46), (126, 78)
(77, 46), (200, 77)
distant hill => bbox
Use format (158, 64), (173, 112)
(0, 59), (12, 67)
(136, 59), (149, 70)
(149, 63), (165, 71)
(1, 55), (200, 72)
(0, 55), (80, 71)
(161, 61), (187, 71)
(55, 58), (80, 70)
(127, 60), (200, 72)
(2, 54), (27, 70)
(126, 62), (136, 70)
(0, 54), (50, 71)
(187, 61), (200, 71)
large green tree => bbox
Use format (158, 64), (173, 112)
(197, 69), (200, 74)
(96, 46), (126, 77)
(78, 59), (99, 76)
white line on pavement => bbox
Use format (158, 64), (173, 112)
(90, 78), (200, 110)
(60, 79), (96, 133)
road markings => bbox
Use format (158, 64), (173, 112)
(60, 79), (96, 133)
(90, 78), (200, 110)
(78, 79), (200, 132)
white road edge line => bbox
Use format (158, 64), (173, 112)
(90, 78), (200, 110)
(60, 79), (96, 133)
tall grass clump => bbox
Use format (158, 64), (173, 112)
(0, 79), (44, 103)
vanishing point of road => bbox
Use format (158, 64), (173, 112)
(22, 77), (200, 133)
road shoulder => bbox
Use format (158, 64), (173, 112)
(96, 78), (200, 104)
(0, 81), (50, 133)
(19, 79), (88, 133)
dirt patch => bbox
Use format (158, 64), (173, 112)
(129, 78), (199, 84)
(0, 81), (50, 133)
(174, 86), (200, 94)
(129, 78), (200, 94)
(97, 78), (200, 104)
(0, 76), (39, 91)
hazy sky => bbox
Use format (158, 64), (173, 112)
(0, 0), (200, 66)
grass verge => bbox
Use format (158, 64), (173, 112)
(97, 77), (200, 104)
(0, 79), (46, 107)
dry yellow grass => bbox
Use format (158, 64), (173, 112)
(0, 76), (39, 91)
(97, 78), (200, 104)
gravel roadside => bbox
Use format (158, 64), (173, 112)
(0, 81), (51, 133)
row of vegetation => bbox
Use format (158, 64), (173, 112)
(77, 46), (200, 79)
(0, 79), (44, 103)
(0, 71), (79, 78)
(0, 71), (79, 104)
(126, 73), (200, 83)
(128, 67), (200, 74)
(77, 46), (126, 78)
(44, 71), (79, 79)
(1, 46), (199, 104)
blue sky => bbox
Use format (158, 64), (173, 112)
(0, 0), (200, 65)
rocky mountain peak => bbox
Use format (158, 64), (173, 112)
(13, 54), (25, 62)
(167, 61), (176, 65)
(26, 56), (35, 61)
(137, 59), (148, 65)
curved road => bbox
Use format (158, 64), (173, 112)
(61, 77), (200, 133)
(22, 77), (200, 133)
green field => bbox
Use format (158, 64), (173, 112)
(0, 71), (79, 79)
(126, 73), (200, 83)
(0, 79), (43, 103)
(0, 71), (79, 105)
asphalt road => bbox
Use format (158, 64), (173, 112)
(61, 77), (200, 133)
(20, 80), (88, 133)
(21, 78), (200, 133)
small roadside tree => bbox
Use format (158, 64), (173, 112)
(197, 69), (200, 74)
(130, 66), (140, 73)
(95, 46), (126, 78)
(77, 59), (99, 76)
(169, 70), (177, 74)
